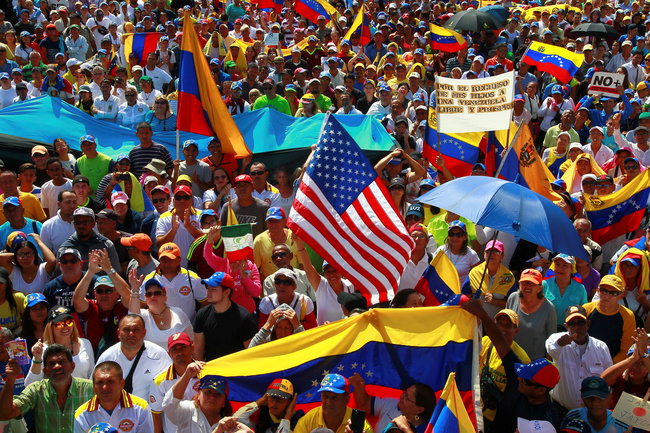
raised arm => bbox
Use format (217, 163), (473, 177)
(292, 235), (322, 292)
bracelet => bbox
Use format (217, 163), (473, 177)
(297, 248), (306, 252)
(33, 360), (42, 364)
(108, 268), (116, 275)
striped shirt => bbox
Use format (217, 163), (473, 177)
(128, 142), (174, 178)
(445, 56), (473, 73)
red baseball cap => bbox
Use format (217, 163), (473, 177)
(168, 332), (192, 350)
(173, 185), (192, 196)
(234, 174), (252, 184)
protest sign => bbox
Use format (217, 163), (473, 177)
(435, 72), (515, 134)
(264, 33), (280, 47)
(612, 391), (650, 430)
(588, 72), (625, 98)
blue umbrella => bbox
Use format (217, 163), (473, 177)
(478, 5), (510, 25)
(418, 177), (589, 260)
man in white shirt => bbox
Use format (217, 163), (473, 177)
(86, 9), (112, 48)
(545, 305), (613, 411)
(96, 314), (172, 400)
(40, 189), (77, 254)
(622, 48), (646, 88)
(94, 79), (120, 122)
(117, 86), (149, 129)
(582, 126), (615, 166)
(143, 52), (172, 92)
(613, 113), (650, 167)
(0, 73), (16, 109)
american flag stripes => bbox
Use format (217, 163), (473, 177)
(287, 114), (414, 305)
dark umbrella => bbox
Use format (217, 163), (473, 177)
(443, 10), (504, 31)
(478, 5), (510, 25)
(569, 22), (619, 38)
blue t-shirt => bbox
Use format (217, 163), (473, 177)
(543, 278), (588, 326)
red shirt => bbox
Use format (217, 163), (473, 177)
(78, 299), (128, 350)
(201, 153), (239, 180)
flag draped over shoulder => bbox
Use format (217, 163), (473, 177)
(293, 0), (337, 23)
(344, 5), (371, 46)
(425, 372), (475, 433)
(287, 114), (414, 305)
(177, 10), (251, 158)
(498, 123), (562, 202)
(429, 24), (467, 53)
(521, 42), (583, 84)
(123, 32), (161, 66)
(584, 169), (650, 245)
(201, 308), (479, 425)
(414, 251), (461, 306)
(425, 108), (485, 177)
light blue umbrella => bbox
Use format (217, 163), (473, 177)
(418, 176), (589, 260)
(478, 5), (510, 25)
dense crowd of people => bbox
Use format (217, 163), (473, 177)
(3, 0), (650, 432)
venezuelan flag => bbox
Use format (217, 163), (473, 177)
(414, 250), (461, 307)
(425, 372), (475, 433)
(177, 10), (251, 158)
(498, 123), (562, 202)
(425, 108), (484, 177)
(259, 0), (283, 13)
(429, 24), (467, 53)
(123, 32), (161, 66)
(584, 169), (650, 245)
(521, 42), (583, 84)
(344, 5), (371, 46)
(293, 0), (337, 23)
(200, 308), (479, 424)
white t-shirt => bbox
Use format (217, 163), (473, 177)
(435, 244), (480, 284)
(139, 269), (206, 322)
(372, 397), (402, 433)
(315, 277), (354, 326)
(10, 263), (52, 295)
(258, 292), (314, 319)
(143, 66), (172, 91)
(140, 306), (194, 350)
(25, 338), (95, 386)
(40, 179), (72, 215)
(0, 86), (17, 109)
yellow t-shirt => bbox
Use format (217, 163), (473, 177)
(0, 293), (26, 331)
(0, 193), (47, 224)
(294, 406), (374, 433)
(253, 229), (301, 279)
(479, 336), (531, 422)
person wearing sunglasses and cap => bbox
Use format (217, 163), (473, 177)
(258, 267), (316, 330)
(234, 379), (302, 433)
(560, 376), (628, 433)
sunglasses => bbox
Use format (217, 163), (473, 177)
(214, 175), (227, 180)
(250, 170), (266, 176)
(599, 288), (620, 296)
(125, 93), (137, 97)
(16, 251), (34, 259)
(145, 290), (164, 297)
(95, 288), (114, 295)
(152, 198), (167, 204)
(582, 181), (596, 186)
(174, 195), (192, 201)
(154, 101), (167, 105)
(447, 231), (465, 238)
(625, 165), (640, 170)
(262, 86), (273, 90)
(74, 220), (93, 226)
(566, 319), (587, 327)
(53, 318), (75, 329)
(59, 259), (80, 265)
(271, 251), (288, 260)
(274, 278), (294, 286)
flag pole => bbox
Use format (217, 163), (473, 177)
(434, 76), (442, 158)
(495, 122), (523, 177)
(176, 128), (180, 160)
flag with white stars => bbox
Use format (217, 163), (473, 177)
(584, 168), (650, 245)
(413, 250), (461, 306)
(521, 41), (584, 85)
(288, 114), (414, 305)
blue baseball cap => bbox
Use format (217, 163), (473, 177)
(0, 73), (9, 80)
(79, 135), (96, 145)
(551, 178), (566, 189)
(116, 153), (130, 163)
(3, 197), (21, 208)
(202, 271), (234, 289)
(285, 83), (296, 92)
(7, 231), (27, 253)
(621, 256), (641, 267)
(414, 48), (424, 55)
(25, 293), (48, 308)
(420, 179), (436, 188)
(625, 88), (635, 96)
(89, 423), (118, 433)
(317, 374), (349, 394)
(551, 84), (563, 95)
(378, 11), (387, 18)
(232, 81), (242, 91)
(200, 376), (228, 394)
(341, 38), (350, 46)
(266, 207), (286, 220)
(515, 358), (560, 388)
(135, 23), (144, 30)
(95, 275), (115, 288)
(580, 376), (610, 399)
(448, 220), (466, 232)
(199, 209), (217, 225)
(183, 139), (198, 150)
(379, 83), (392, 93)
(320, 71), (333, 79)
(143, 278), (165, 293)
(210, 58), (220, 66)
(585, 68), (595, 80)
(467, 48), (476, 56)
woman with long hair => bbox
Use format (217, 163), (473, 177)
(388, 177), (408, 217)
(249, 309), (305, 348)
(273, 166), (295, 217)
(144, 94), (177, 133)
(52, 138), (76, 179)
(17, 293), (49, 357)
(0, 266), (24, 332)
(391, 289), (424, 308)
(0, 233), (56, 295)
(294, 94), (321, 118)
(128, 273), (193, 349)
(203, 168), (232, 214)
(25, 306), (95, 384)
(434, 221), (480, 284)
(111, 191), (143, 234)
(4, 30), (17, 56)
(15, 31), (42, 66)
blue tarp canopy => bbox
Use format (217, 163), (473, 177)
(0, 97), (395, 170)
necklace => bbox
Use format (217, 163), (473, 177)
(152, 307), (168, 326)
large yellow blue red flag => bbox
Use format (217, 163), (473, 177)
(521, 42), (583, 84)
(584, 168), (650, 245)
(293, 0), (337, 23)
(425, 372), (475, 433)
(201, 308), (479, 425)
(414, 250), (461, 306)
(498, 123), (562, 202)
(344, 4), (371, 46)
(177, 10), (250, 157)
(123, 32), (161, 66)
(429, 24), (467, 53)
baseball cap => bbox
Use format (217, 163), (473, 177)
(234, 174), (252, 185)
(183, 139), (198, 150)
(514, 94), (525, 102)
(266, 379), (294, 399)
(79, 134), (96, 145)
(596, 174), (613, 184)
(159, 242), (181, 260)
(638, 81), (650, 91)
(515, 358), (560, 388)
(94, 275), (115, 289)
(495, 309), (519, 327)
(73, 207), (95, 220)
(266, 207), (285, 221)
(151, 185), (170, 196)
(48, 305), (73, 324)
(420, 179), (436, 189)
(552, 253), (575, 265)
(202, 271), (234, 289)
(389, 177), (406, 188)
(2, 197), (21, 208)
(406, 204), (425, 218)
(317, 374), (349, 394)
(551, 179), (566, 189)
(599, 274), (624, 292)
(96, 209), (118, 221)
(520, 268), (542, 284)
(200, 376), (228, 394)
(580, 376), (610, 399)
(275, 268), (297, 284)
(448, 220), (466, 232)
(168, 332), (192, 350)
(485, 240), (504, 253)
(31, 145), (48, 156)
(120, 233), (152, 251)
(199, 209), (217, 225)
(111, 191), (128, 206)
(173, 185), (192, 196)
(25, 293), (48, 308)
(551, 84), (563, 95)
(337, 291), (367, 311)
(565, 305), (588, 322)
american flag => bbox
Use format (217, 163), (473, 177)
(287, 114), (414, 305)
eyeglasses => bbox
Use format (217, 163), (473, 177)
(447, 231), (465, 238)
(74, 220), (93, 226)
(16, 251), (34, 259)
(174, 195), (192, 201)
(400, 392), (416, 404)
(274, 278), (294, 286)
(250, 170), (265, 176)
(596, 184), (611, 188)
(145, 290), (164, 297)
(625, 165), (640, 170)
(582, 181), (596, 186)
(125, 93), (137, 97)
(95, 288), (114, 295)
(53, 318), (75, 329)
(214, 175), (227, 180)
(152, 198), (167, 204)
(566, 319), (587, 327)
(599, 288), (620, 296)
(59, 259), (80, 265)
(271, 252), (288, 260)
(154, 101), (167, 105)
